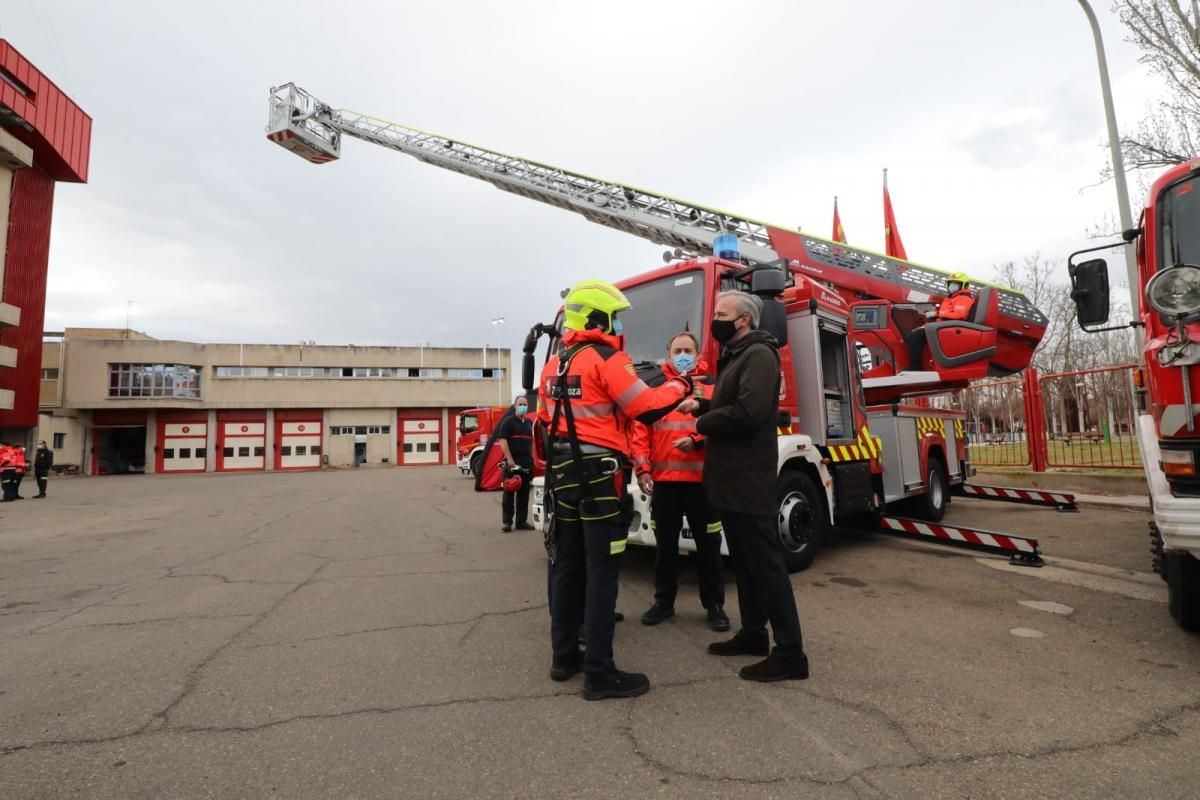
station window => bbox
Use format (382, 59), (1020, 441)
(180, 448), (191, 459)
(311, 445), (321, 456)
(223, 447), (234, 458)
(366, 425), (392, 435)
(354, 426), (368, 435)
(254, 446), (264, 457)
(281, 446), (292, 456)
(109, 363), (201, 398)
(238, 447), (250, 458)
(196, 448), (206, 459)
(53, 433), (66, 449)
(416, 443), (427, 452)
(403, 443), (413, 453)
(163, 448), (175, 459)
(296, 446), (307, 456)
(41, 368), (59, 380)
(431, 442), (440, 453)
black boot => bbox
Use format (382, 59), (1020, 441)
(707, 630), (770, 657)
(739, 653), (810, 682)
(550, 650), (584, 682)
(640, 602), (675, 626)
(706, 605), (731, 632)
(582, 669), (650, 701)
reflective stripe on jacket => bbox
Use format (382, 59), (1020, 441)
(631, 362), (711, 483)
(537, 328), (688, 456)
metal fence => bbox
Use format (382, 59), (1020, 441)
(958, 365), (1140, 471)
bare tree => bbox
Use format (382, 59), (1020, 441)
(1112, 1), (1200, 172)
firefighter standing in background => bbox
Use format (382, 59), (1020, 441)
(0, 442), (15, 502)
(34, 440), (54, 499)
(495, 395), (535, 532)
(632, 332), (729, 632)
(538, 279), (692, 701)
(903, 271), (977, 372)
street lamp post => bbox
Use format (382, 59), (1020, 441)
(1075, 0), (1141, 320)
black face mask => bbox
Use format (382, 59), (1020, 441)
(710, 318), (739, 344)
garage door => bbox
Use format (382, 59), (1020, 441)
(401, 419), (440, 465)
(277, 419), (322, 470)
(160, 422), (207, 472)
(218, 420), (266, 471)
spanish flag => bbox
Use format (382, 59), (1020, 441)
(883, 168), (907, 260)
(832, 196), (847, 243)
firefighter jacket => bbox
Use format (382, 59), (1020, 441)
(537, 328), (690, 456)
(0, 446), (12, 469)
(12, 448), (27, 474)
(937, 289), (975, 321)
(630, 361), (712, 483)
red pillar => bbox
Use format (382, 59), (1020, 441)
(1023, 368), (1048, 472)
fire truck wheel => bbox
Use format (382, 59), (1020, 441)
(912, 456), (948, 523)
(1165, 550), (1200, 632)
(777, 472), (828, 573)
(470, 452), (484, 478)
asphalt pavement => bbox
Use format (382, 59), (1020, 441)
(0, 468), (1196, 799)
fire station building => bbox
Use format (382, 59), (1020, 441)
(37, 328), (511, 475)
(0, 41), (91, 444)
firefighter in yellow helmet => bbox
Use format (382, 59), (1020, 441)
(903, 271), (977, 372)
(537, 279), (693, 700)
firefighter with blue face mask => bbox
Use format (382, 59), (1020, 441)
(537, 279), (692, 700)
(631, 332), (728, 633)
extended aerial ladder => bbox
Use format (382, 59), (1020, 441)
(264, 83), (1049, 397)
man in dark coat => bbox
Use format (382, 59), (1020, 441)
(688, 290), (808, 682)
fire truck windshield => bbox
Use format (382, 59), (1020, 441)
(1160, 173), (1200, 270)
(619, 271), (707, 366)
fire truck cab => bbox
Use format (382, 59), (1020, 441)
(1068, 157), (1200, 630)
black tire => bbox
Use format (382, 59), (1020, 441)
(469, 452), (483, 478)
(777, 472), (829, 573)
(910, 456), (948, 522)
(1165, 550), (1200, 632)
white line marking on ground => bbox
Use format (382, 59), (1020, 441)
(1018, 600), (1074, 615)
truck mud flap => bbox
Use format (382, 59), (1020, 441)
(878, 516), (1044, 567)
(955, 483), (1078, 512)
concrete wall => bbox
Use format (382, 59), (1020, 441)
(55, 337), (511, 411)
(35, 411), (85, 469)
(326, 408), (394, 466)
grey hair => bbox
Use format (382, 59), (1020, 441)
(718, 291), (763, 329)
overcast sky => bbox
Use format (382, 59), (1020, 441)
(0, 0), (1164, 381)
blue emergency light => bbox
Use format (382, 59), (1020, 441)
(713, 233), (740, 260)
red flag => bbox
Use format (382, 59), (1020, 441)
(832, 196), (847, 243)
(883, 169), (907, 260)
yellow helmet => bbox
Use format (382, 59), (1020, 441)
(562, 279), (631, 333)
(948, 271), (970, 290)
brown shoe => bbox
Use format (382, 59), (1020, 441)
(738, 654), (809, 682)
(706, 631), (769, 657)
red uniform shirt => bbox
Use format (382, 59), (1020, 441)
(937, 289), (975, 321)
(631, 361), (712, 483)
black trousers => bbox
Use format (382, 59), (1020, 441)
(720, 509), (805, 660)
(904, 328), (926, 371)
(502, 481), (531, 525)
(15, 471), (24, 497)
(0, 468), (15, 501)
(550, 515), (625, 674)
(36, 473), (47, 496)
(651, 481), (725, 609)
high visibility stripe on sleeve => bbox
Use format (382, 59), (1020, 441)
(705, 521), (723, 534)
(610, 539), (627, 555)
(657, 420), (697, 431)
(615, 380), (649, 409)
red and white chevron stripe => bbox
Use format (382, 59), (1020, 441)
(880, 516), (1039, 554)
(960, 484), (1075, 507)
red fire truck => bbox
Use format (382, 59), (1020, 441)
(456, 406), (509, 477)
(266, 83), (1065, 571)
(1068, 156), (1200, 630)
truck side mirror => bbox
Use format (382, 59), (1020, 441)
(759, 298), (789, 347)
(1068, 258), (1111, 328)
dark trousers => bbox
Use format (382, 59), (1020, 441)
(904, 327), (927, 371)
(15, 472), (24, 497)
(651, 482), (725, 609)
(502, 481), (531, 525)
(550, 515), (625, 674)
(720, 509), (805, 660)
(36, 473), (47, 496)
(0, 468), (15, 501)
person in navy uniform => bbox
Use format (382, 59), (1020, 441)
(495, 395), (535, 532)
